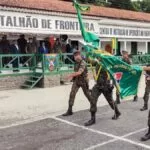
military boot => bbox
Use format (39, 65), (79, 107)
(141, 131), (150, 141)
(115, 95), (121, 104)
(112, 105), (121, 120)
(84, 112), (96, 126)
(140, 105), (148, 111)
(133, 95), (138, 102)
(62, 106), (73, 116)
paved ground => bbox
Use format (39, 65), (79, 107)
(0, 100), (150, 150)
(0, 75), (148, 150)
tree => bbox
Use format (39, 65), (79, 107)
(132, 0), (150, 13)
(108, 0), (134, 10)
(62, 0), (150, 13)
(140, 0), (150, 13)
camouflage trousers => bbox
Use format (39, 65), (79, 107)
(69, 80), (94, 112)
(90, 84), (119, 114)
(143, 80), (150, 107)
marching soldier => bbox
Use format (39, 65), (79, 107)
(62, 50), (93, 116)
(140, 66), (150, 141)
(140, 64), (150, 111)
(141, 110), (150, 141)
(84, 58), (121, 126)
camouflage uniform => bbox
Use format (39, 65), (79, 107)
(91, 64), (120, 115)
(141, 110), (150, 141)
(69, 59), (92, 107)
(63, 59), (93, 116)
(140, 66), (150, 141)
(85, 63), (121, 126)
(141, 67), (150, 111)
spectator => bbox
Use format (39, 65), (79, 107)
(38, 42), (48, 54)
(27, 38), (37, 54)
(0, 35), (10, 67)
(27, 38), (37, 70)
(17, 34), (27, 66)
(45, 37), (51, 53)
(10, 40), (20, 72)
(53, 38), (61, 53)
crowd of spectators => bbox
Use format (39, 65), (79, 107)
(0, 34), (77, 73)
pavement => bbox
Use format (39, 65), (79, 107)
(0, 75), (149, 149)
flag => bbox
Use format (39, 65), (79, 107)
(112, 37), (118, 53)
(88, 50), (143, 99)
(73, 0), (99, 48)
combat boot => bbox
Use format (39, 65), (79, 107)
(140, 105), (148, 111)
(112, 111), (121, 120)
(84, 112), (96, 126)
(62, 106), (73, 116)
(133, 95), (138, 102)
(112, 105), (121, 120)
(141, 132), (150, 141)
(115, 96), (121, 104)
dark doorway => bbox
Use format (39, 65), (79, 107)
(148, 42), (150, 54)
(131, 42), (137, 55)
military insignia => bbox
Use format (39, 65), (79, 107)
(114, 72), (123, 83)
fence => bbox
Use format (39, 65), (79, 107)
(0, 53), (150, 76)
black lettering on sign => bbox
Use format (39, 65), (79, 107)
(42, 19), (52, 29)
(32, 18), (38, 28)
(70, 21), (75, 30)
(42, 19), (47, 28)
(26, 16), (32, 28)
(60, 21), (65, 29)
(0, 15), (5, 26)
(65, 21), (69, 30)
(55, 20), (59, 29)
(19, 17), (25, 27)
(13, 16), (18, 27)
(6, 16), (13, 27)
(55, 20), (79, 31)
(47, 20), (52, 29)
(90, 23), (95, 31)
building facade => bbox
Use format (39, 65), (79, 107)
(0, 0), (150, 55)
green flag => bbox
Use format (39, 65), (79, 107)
(73, 0), (99, 48)
(88, 50), (143, 99)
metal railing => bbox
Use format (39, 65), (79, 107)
(0, 53), (75, 76)
(0, 53), (150, 76)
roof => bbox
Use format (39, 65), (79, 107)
(0, 0), (150, 22)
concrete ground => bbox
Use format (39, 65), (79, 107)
(0, 75), (149, 150)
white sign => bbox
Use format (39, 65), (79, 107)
(99, 25), (150, 38)
(1, 10), (150, 39)
(0, 10), (99, 35)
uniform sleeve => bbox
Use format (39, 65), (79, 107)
(78, 61), (86, 73)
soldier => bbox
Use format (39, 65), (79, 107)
(141, 110), (150, 141)
(115, 50), (138, 104)
(84, 58), (121, 126)
(140, 66), (150, 141)
(62, 50), (93, 116)
(140, 64), (150, 111)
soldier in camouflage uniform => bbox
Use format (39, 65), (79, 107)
(140, 66), (150, 141)
(115, 50), (138, 104)
(141, 110), (150, 141)
(140, 65), (150, 111)
(63, 50), (93, 116)
(84, 59), (121, 126)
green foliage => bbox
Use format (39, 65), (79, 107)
(63, 0), (150, 13)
